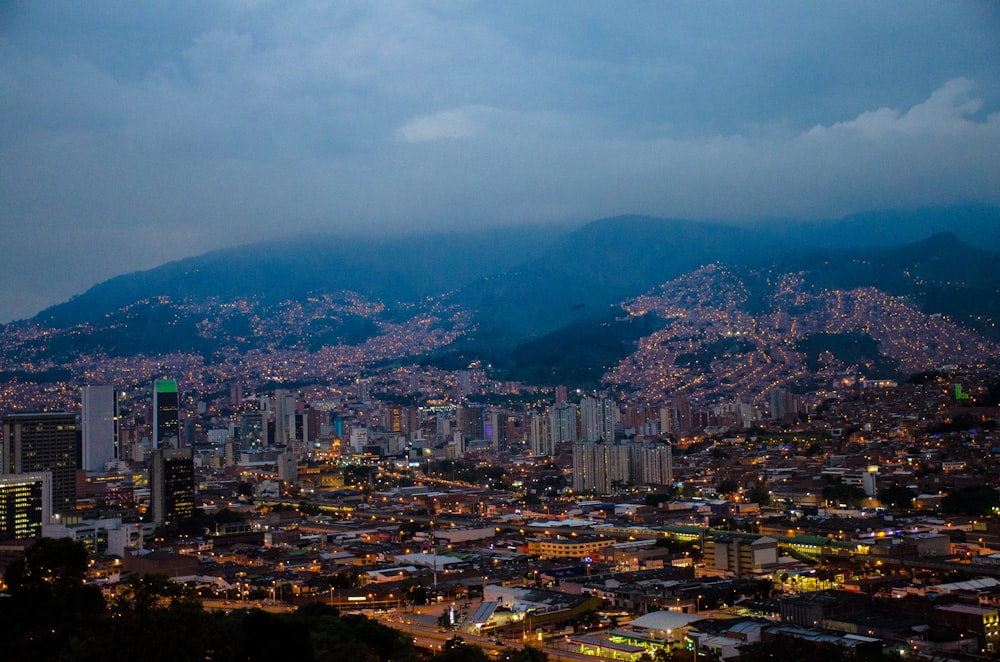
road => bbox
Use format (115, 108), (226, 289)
(375, 612), (602, 662)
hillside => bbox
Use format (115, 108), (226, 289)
(1, 206), (999, 397)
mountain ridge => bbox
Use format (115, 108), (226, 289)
(3, 205), (999, 395)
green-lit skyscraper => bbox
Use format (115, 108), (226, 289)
(153, 378), (180, 448)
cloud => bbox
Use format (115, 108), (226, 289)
(397, 106), (487, 142)
(819, 77), (985, 138)
(0, 2), (998, 321)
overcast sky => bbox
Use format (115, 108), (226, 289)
(2, 1), (999, 323)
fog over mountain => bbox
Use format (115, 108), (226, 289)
(4, 206), (998, 392)
(2, 3), (998, 322)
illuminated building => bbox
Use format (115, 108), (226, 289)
(0, 472), (52, 541)
(2, 412), (77, 515)
(150, 447), (194, 526)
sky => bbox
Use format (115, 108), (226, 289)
(1, 1), (999, 323)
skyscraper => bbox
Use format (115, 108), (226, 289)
(153, 378), (180, 448)
(2, 412), (78, 515)
(150, 447), (194, 526)
(82, 384), (119, 471)
(272, 389), (296, 447)
(528, 412), (552, 457)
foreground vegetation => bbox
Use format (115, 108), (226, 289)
(0, 538), (546, 662)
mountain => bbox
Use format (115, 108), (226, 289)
(747, 203), (1000, 252)
(450, 215), (771, 341)
(34, 225), (568, 328)
(3, 205), (999, 394)
(765, 231), (1000, 339)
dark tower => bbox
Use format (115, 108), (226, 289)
(153, 378), (180, 448)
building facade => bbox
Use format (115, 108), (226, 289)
(0, 472), (52, 540)
(150, 447), (194, 526)
(82, 384), (119, 471)
(2, 412), (77, 515)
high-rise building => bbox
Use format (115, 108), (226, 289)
(82, 384), (119, 471)
(631, 441), (673, 487)
(0, 472), (52, 541)
(572, 440), (673, 493)
(549, 401), (578, 445)
(2, 412), (78, 515)
(239, 410), (267, 450)
(153, 378), (180, 448)
(150, 447), (194, 526)
(572, 441), (629, 494)
(580, 394), (617, 442)
(528, 412), (552, 457)
(272, 389), (296, 447)
(554, 385), (568, 404)
(229, 382), (243, 409)
(456, 405), (484, 441)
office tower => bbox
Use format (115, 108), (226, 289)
(290, 412), (307, 456)
(2, 412), (78, 515)
(483, 410), (500, 450)
(448, 431), (466, 459)
(580, 394), (617, 442)
(436, 412), (451, 441)
(152, 378), (180, 448)
(401, 406), (419, 440)
(306, 407), (324, 442)
(455, 368), (484, 398)
(349, 427), (368, 454)
(554, 385), (568, 404)
(388, 406), (403, 433)
(272, 389), (297, 447)
(0, 472), (52, 541)
(82, 384), (119, 471)
(239, 410), (266, 450)
(456, 405), (484, 441)
(548, 401), (578, 445)
(150, 447), (194, 526)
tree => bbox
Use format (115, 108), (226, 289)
(502, 646), (549, 662)
(942, 485), (1000, 516)
(877, 484), (915, 512)
(0, 538), (104, 660)
(434, 636), (490, 662)
(821, 482), (866, 509)
(716, 479), (739, 496)
(3, 536), (90, 595)
(747, 486), (771, 506)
